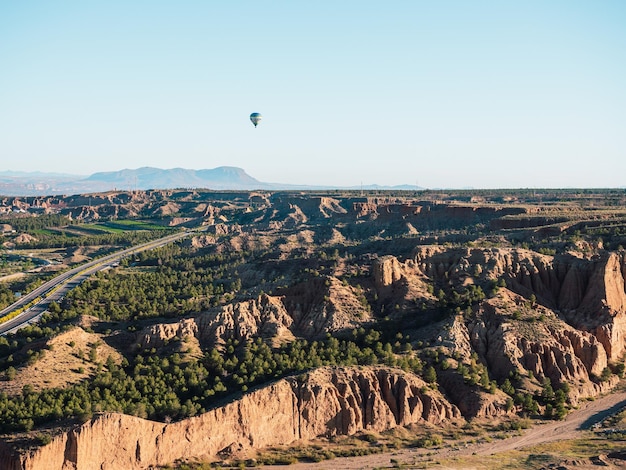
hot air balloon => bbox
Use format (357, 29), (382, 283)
(250, 112), (262, 128)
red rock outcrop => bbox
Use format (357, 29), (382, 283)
(283, 276), (373, 337)
(469, 289), (615, 403)
(437, 368), (512, 418)
(412, 246), (626, 361)
(138, 294), (295, 349)
(0, 367), (461, 470)
(372, 256), (404, 288)
(371, 255), (434, 307)
(138, 282), (373, 350)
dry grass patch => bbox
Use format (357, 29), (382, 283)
(0, 326), (123, 395)
(430, 434), (626, 470)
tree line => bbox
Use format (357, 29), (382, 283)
(47, 245), (245, 322)
(0, 328), (418, 433)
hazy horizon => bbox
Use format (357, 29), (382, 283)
(1, 1), (624, 189)
(3, 166), (626, 192)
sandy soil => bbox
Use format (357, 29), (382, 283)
(262, 390), (626, 470)
(0, 272), (26, 283)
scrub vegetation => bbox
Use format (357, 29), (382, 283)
(1, 188), (626, 467)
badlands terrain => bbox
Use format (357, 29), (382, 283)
(0, 188), (626, 469)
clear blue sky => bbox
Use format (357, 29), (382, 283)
(1, 1), (625, 188)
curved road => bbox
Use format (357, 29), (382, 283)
(0, 229), (196, 335)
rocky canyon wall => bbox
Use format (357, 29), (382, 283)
(410, 247), (626, 360)
(0, 367), (460, 470)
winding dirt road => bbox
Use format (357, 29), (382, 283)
(262, 390), (626, 469)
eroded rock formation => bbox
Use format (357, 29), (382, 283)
(0, 367), (460, 470)
(469, 289), (615, 404)
(137, 279), (373, 350)
(410, 247), (626, 361)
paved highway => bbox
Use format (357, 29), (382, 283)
(0, 229), (196, 335)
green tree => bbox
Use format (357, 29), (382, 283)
(424, 366), (437, 384)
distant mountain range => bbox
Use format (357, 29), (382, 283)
(0, 167), (422, 196)
(84, 167), (264, 191)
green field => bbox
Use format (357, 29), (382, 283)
(100, 220), (171, 232)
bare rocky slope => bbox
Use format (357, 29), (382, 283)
(12, 244), (618, 468)
(2, 190), (626, 469)
(386, 246), (626, 404)
(0, 367), (460, 470)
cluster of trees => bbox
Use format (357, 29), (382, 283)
(0, 215), (71, 232)
(451, 352), (497, 393)
(0, 284), (15, 311)
(46, 245), (246, 322)
(21, 230), (169, 249)
(498, 370), (570, 419)
(585, 225), (626, 251)
(436, 284), (487, 315)
(0, 325), (74, 377)
(0, 328), (421, 432)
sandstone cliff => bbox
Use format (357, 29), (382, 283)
(137, 279), (373, 351)
(4, 190), (626, 469)
(469, 289), (616, 404)
(138, 294), (295, 350)
(410, 247), (626, 361)
(371, 248), (626, 411)
(0, 367), (460, 470)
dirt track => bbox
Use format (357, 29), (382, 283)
(262, 390), (626, 469)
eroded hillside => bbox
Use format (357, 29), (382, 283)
(0, 189), (626, 469)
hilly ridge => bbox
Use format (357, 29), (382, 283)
(1, 188), (626, 468)
(0, 167), (268, 195)
(0, 168), (423, 196)
(85, 166), (263, 190)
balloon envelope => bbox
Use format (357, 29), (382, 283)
(250, 113), (262, 127)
